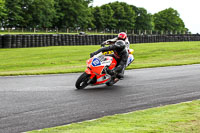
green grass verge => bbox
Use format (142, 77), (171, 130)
(29, 100), (200, 133)
(0, 41), (200, 76)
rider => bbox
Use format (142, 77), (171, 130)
(102, 32), (130, 51)
(102, 32), (134, 66)
(90, 40), (129, 82)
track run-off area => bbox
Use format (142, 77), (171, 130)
(0, 64), (200, 133)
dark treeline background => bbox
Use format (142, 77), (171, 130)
(0, 0), (188, 32)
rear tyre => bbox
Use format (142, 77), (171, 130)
(75, 72), (90, 89)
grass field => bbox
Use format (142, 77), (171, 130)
(29, 100), (200, 133)
(0, 41), (200, 76)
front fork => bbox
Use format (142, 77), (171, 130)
(85, 68), (96, 84)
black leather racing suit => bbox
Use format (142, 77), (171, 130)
(91, 44), (129, 78)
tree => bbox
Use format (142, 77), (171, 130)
(94, 2), (137, 31)
(19, 0), (34, 28)
(4, 0), (24, 27)
(100, 4), (116, 30)
(29, 0), (56, 28)
(92, 7), (105, 30)
(133, 7), (154, 30)
(53, 0), (93, 29)
(4, 0), (55, 28)
(1, 0), (188, 32)
(108, 2), (136, 31)
(0, 0), (7, 27)
(153, 8), (186, 31)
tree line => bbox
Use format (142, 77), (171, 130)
(0, 0), (188, 32)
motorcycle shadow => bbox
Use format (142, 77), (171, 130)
(75, 84), (122, 91)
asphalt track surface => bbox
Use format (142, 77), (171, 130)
(0, 65), (200, 133)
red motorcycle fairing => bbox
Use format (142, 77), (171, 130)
(85, 54), (117, 85)
(94, 74), (107, 85)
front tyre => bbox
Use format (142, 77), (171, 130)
(75, 72), (90, 89)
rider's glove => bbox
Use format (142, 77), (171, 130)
(90, 52), (97, 58)
(101, 41), (110, 47)
(101, 43), (105, 47)
(101, 41), (107, 47)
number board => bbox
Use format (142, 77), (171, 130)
(92, 58), (101, 67)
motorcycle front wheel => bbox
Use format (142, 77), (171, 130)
(75, 72), (90, 89)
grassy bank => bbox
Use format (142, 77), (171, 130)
(0, 41), (200, 76)
(29, 100), (200, 133)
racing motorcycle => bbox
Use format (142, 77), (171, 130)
(75, 48), (134, 89)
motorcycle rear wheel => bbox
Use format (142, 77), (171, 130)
(75, 72), (90, 89)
